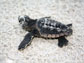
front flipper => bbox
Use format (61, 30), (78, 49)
(18, 32), (34, 50)
(58, 36), (68, 47)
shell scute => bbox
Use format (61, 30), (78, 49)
(36, 17), (69, 38)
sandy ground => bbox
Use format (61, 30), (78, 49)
(0, 0), (84, 63)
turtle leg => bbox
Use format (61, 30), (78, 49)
(18, 32), (34, 50)
(58, 36), (68, 47)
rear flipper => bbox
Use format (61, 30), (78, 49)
(66, 23), (73, 36)
(18, 32), (34, 50)
(58, 36), (68, 47)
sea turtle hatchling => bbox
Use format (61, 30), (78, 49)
(18, 15), (73, 50)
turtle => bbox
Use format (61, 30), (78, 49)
(18, 15), (73, 50)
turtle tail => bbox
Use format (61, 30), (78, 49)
(67, 24), (72, 28)
(66, 23), (73, 36)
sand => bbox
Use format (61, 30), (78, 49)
(0, 0), (84, 63)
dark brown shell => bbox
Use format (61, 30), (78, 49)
(36, 17), (72, 38)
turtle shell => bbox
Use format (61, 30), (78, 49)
(36, 17), (71, 38)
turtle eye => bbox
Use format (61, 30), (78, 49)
(24, 15), (30, 19)
(24, 15), (30, 22)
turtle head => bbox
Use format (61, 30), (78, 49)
(18, 15), (32, 31)
(18, 15), (30, 23)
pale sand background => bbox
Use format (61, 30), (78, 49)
(0, 0), (84, 63)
